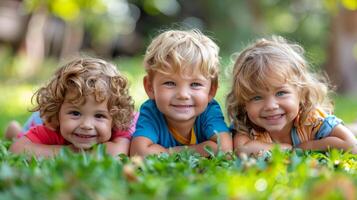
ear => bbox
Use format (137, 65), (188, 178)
(208, 82), (218, 101)
(143, 75), (155, 99)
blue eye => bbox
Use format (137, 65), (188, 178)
(251, 96), (262, 101)
(276, 91), (287, 97)
(191, 82), (202, 88)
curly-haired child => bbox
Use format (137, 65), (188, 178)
(9, 57), (137, 157)
(226, 36), (357, 155)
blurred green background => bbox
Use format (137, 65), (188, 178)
(1, 0), (357, 136)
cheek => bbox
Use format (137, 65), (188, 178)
(59, 120), (72, 132)
(245, 104), (261, 121)
(193, 90), (210, 101)
(156, 92), (171, 103)
(293, 103), (300, 115)
(245, 103), (256, 114)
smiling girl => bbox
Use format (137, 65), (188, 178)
(10, 57), (136, 157)
(226, 36), (357, 155)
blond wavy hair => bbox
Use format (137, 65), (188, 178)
(31, 57), (134, 132)
(144, 29), (220, 86)
(226, 36), (333, 134)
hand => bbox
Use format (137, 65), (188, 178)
(168, 146), (184, 154)
(351, 146), (357, 154)
(279, 143), (293, 150)
(68, 144), (91, 153)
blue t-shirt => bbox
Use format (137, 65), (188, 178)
(133, 99), (229, 148)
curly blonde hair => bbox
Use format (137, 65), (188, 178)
(31, 57), (134, 132)
(226, 36), (333, 134)
(144, 29), (220, 87)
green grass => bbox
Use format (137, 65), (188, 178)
(334, 95), (357, 123)
(0, 144), (356, 199)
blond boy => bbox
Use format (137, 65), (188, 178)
(130, 29), (232, 157)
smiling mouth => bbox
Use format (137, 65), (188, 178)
(74, 133), (96, 138)
(171, 105), (194, 108)
(263, 114), (284, 120)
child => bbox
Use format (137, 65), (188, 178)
(9, 57), (136, 157)
(130, 29), (232, 157)
(226, 36), (357, 156)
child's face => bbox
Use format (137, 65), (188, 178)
(145, 71), (216, 126)
(244, 84), (300, 135)
(58, 93), (113, 149)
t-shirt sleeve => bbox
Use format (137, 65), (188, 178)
(201, 100), (229, 139)
(25, 125), (64, 145)
(111, 112), (139, 140)
(315, 115), (343, 139)
(21, 111), (43, 134)
(132, 101), (160, 143)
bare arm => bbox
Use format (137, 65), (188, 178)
(103, 137), (131, 156)
(130, 136), (215, 157)
(130, 136), (168, 157)
(297, 124), (357, 153)
(211, 132), (233, 153)
(233, 133), (292, 156)
(169, 140), (217, 157)
(9, 136), (63, 157)
(170, 132), (233, 156)
(130, 133), (233, 157)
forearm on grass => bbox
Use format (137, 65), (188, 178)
(103, 137), (131, 156)
(169, 140), (217, 157)
(169, 132), (233, 157)
(298, 124), (357, 153)
(9, 137), (62, 157)
(130, 136), (168, 157)
(234, 134), (292, 155)
(298, 136), (357, 152)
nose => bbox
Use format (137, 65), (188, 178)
(264, 96), (279, 111)
(176, 86), (190, 100)
(80, 117), (94, 130)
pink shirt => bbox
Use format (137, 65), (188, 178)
(26, 113), (138, 145)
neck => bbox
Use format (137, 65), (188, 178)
(269, 123), (293, 144)
(165, 118), (195, 139)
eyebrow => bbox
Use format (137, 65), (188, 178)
(95, 110), (110, 113)
(192, 76), (209, 81)
(62, 103), (79, 109)
(275, 85), (292, 90)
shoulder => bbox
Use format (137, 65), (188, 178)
(134, 99), (166, 136)
(112, 112), (139, 139)
(198, 99), (225, 121)
(26, 125), (65, 144)
(139, 99), (160, 114)
(203, 99), (223, 113)
(27, 125), (54, 135)
(138, 99), (165, 123)
(208, 99), (221, 107)
(302, 108), (333, 127)
(297, 108), (342, 140)
(140, 99), (156, 109)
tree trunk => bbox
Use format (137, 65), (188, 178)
(326, 7), (357, 95)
